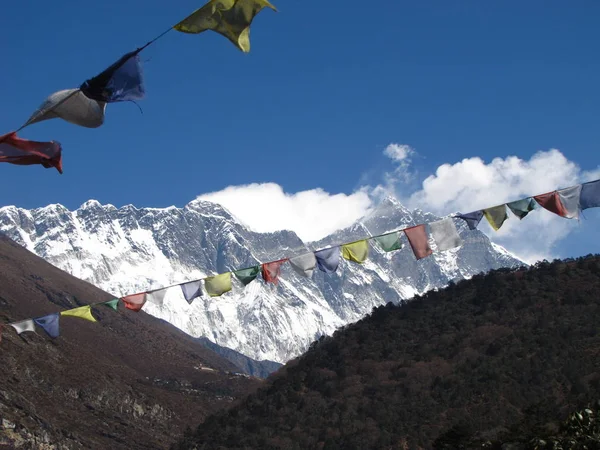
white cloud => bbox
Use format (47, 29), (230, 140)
(195, 147), (597, 264)
(583, 167), (600, 182)
(196, 183), (373, 242)
(406, 149), (592, 263)
(384, 143), (414, 163)
(371, 143), (418, 194)
(408, 149), (580, 212)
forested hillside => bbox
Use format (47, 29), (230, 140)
(174, 256), (600, 449)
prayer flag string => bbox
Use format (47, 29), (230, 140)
(4, 178), (599, 340)
(0, 0), (278, 167)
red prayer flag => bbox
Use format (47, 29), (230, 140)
(533, 191), (568, 218)
(262, 259), (288, 285)
(121, 293), (146, 312)
(404, 224), (433, 260)
(0, 132), (62, 173)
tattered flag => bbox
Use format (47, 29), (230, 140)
(0, 132), (62, 173)
(262, 259), (287, 284)
(80, 49), (145, 103)
(25, 89), (106, 129)
(174, 0), (276, 53)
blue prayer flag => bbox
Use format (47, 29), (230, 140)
(457, 211), (484, 230)
(314, 247), (339, 273)
(580, 180), (600, 211)
(181, 280), (203, 304)
(34, 313), (60, 338)
(80, 49), (145, 103)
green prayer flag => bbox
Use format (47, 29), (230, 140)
(373, 232), (402, 252)
(483, 205), (508, 231)
(205, 272), (232, 297)
(507, 198), (536, 220)
(234, 266), (260, 286)
(342, 240), (369, 264)
(104, 299), (119, 311)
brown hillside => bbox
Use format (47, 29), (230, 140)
(174, 256), (600, 450)
(0, 235), (261, 449)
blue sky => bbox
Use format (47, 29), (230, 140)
(1, 0), (599, 261)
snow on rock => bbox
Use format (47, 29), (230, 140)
(0, 197), (524, 363)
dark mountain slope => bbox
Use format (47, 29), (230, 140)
(174, 256), (600, 450)
(0, 235), (261, 449)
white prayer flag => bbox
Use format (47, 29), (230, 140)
(289, 253), (317, 278)
(25, 89), (106, 129)
(429, 218), (463, 252)
(147, 289), (168, 307)
(10, 319), (36, 335)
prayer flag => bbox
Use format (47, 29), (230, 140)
(404, 224), (432, 260)
(314, 247), (340, 273)
(60, 305), (96, 322)
(146, 289), (168, 307)
(234, 266), (260, 286)
(558, 185), (582, 219)
(483, 205), (509, 231)
(0, 132), (63, 173)
(429, 218), (463, 252)
(25, 89), (106, 129)
(457, 211), (484, 230)
(34, 313), (60, 338)
(289, 253), (317, 278)
(534, 191), (569, 218)
(205, 272), (232, 297)
(342, 240), (369, 264)
(180, 280), (203, 303)
(80, 49), (145, 103)
(262, 259), (287, 284)
(373, 231), (402, 252)
(507, 198), (536, 219)
(10, 319), (35, 335)
(174, 0), (276, 53)
(580, 180), (600, 210)
(121, 293), (147, 312)
(104, 299), (119, 311)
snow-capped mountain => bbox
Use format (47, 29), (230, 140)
(0, 197), (523, 363)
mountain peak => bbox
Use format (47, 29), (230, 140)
(38, 203), (69, 217)
(0, 198), (523, 363)
(186, 198), (232, 214)
(380, 195), (404, 207)
(0, 204), (19, 214)
(79, 199), (102, 210)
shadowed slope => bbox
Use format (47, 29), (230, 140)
(174, 256), (600, 450)
(0, 235), (261, 449)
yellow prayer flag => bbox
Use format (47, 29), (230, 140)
(205, 272), (232, 297)
(342, 240), (369, 264)
(174, 0), (276, 53)
(483, 205), (508, 231)
(60, 305), (97, 323)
